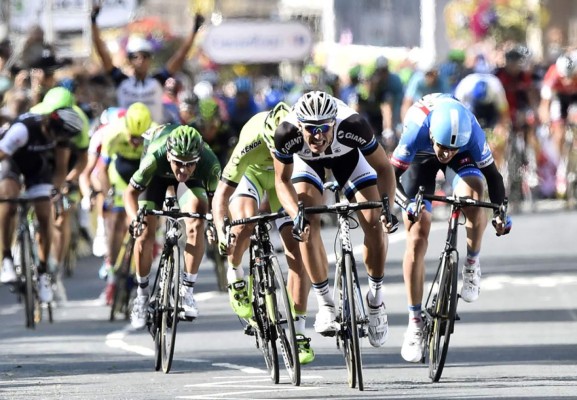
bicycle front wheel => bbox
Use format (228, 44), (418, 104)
(427, 251), (458, 382)
(17, 231), (37, 329)
(110, 237), (135, 322)
(252, 268), (279, 383)
(160, 246), (180, 373)
(269, 256), (300, 386)
(344, 253), (363, 390)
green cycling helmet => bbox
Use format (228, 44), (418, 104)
(199, 98), (219, 121)
(262, 101), (290, 151)
(167, 125), (203, 161)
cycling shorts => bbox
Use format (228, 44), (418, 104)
(137, 177), (207, 212)
(108, 156), (140, 211)
(550, 94), (577, 122)
(399, 151), (484, 212)
(291, 149), (377, 201)
(230, 167), (291, 230)
(0, 157), (54, 197)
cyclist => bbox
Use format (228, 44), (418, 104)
(98, 102), (153, 303)
(390, 93), (512, 363)
(90, 4), (204, 123)
(454, 73), (511, 172)
(0, 89), (83, 303)
(124, 125), (221, 329)
(212, 102), (315, 364)
(271, 91), (397, 348)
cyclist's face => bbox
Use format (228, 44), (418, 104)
(167, 153), (198, 182)
(299, 120), (335, 154)
(432, 140), (459, 164)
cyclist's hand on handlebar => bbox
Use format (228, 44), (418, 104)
(492, 211), (512, 236)
(380, 213), (399, 234)
(291, 214), (310, 242)
(405, 201), (421, 223)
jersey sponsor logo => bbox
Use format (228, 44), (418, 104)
(390, 157), (410, 170)
(459, 156), (472, 165)
(281, 136), (303, 154)
(336, 130), (367, 146)
(27, 143), (55, 152)
(240, 139), (262, 155)
(477, 155), (493, 168)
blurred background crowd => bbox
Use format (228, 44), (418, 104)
(0, 0), (576, 203)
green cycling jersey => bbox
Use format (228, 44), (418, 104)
(130, 123), (221, 192)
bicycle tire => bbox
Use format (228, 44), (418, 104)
(345, 252), (363, 390)
(269, 256), (300, 386)
(210, 242), (228, 292)
(161, 246), (180, 373)
(428, 251), (458, 382)
(252, 267), (279, 383)
(333, 255), (355, 388)
(109, 237), (135, 322)
(20, 231), (35, 329)
(63, 236), (78, 278)
(154, 329), (162, 371)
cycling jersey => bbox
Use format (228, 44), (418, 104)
(100, 118), (144, 163)
(130, 124), (221, 193)
(494, 66), (533, 121)
(541, 64), (577, 100)
(221, 111), (273, 186)
(391, 93), (505, 205)
(273, 99), (378, 164)
(109, 67), (170, 124)
(454, 73), (508, 129)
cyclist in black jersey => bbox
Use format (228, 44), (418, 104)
(0, 89), (83, 302)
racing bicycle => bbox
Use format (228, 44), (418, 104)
(224, 211), (301, 386)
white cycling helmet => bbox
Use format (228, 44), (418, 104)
(295, 91), (338, 123)
(556, 55), (575, 78)
(126, 36), (153, 55)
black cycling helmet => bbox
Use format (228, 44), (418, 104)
(49, 107), (83, 138)
(505, 45), (530, 62)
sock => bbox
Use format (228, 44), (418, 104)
(294, 313), (307, 334)
(227, 264), (244, 283)
(183, 272), (197, 293)
(409, 304), (423, 327)
(96, 216), (105, 235)
(312, 279), (333, 307)
(136, 274), (149, 297)
(37, 261), (48, 274)
(367, 274), (384, 306)
(466, 249), (480, 267)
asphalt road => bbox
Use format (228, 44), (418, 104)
(1, 204), (576, 400)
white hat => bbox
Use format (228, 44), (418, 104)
(126, 36), (153, 54)
(193, 81), (214, 100)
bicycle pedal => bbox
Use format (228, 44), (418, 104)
(244, 325), (255, 336)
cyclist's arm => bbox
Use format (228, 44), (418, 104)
(124, 183), (141, 223)
(165, 14), (204, 75)
(0, 149), (7, 161)
(79, 152), (99, 198)
(273, 157), (298, 219)
(53, 145), (71, 190)
(65, 149), (88, 183)
(90, 9), (114, 73)
(212, 180), (236, 241)
(480, 162), (506, 205)
(364, 143), (396, 206)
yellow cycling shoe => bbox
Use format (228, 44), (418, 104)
(228, 278), (253, 319)
(296, 334), (315, 365)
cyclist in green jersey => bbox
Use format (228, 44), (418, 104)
(124, 124), (221, 329)
(212, 102), (314, 364)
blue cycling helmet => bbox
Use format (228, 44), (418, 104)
(430, 100), (472, 148)
(264, 88), (285, 110)
(471, 80), (488, 104)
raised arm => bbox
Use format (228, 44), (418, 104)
(90, 5), (114, 73)
(165, 13), (205, 75)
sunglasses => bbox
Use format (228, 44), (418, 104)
(301, 121), (335, 136)
(128, 52), (152, 61)
(169, 154), (198, 168)
(434, 142), (459, 152)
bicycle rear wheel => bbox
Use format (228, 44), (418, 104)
(209, 242), (228, 292)
(160, 246), (180, 373)
(427, 251), (458, 382)
(17, 231), (36, 329)
(344, 253), (363, 390)
(269, 256), (300, 386)
(252, 268), (279, 383)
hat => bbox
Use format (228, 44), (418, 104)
(27, 45), (70, 72)
(30, 87), (75, 115)
(126, 36), (154, 55)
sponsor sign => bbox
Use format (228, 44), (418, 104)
(202, 20), (312, 64)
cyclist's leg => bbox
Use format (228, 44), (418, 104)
(397, 154), (438, 362)
(291, 156), (334, 334)
(178, 183), (209, 318)
(446, 154), (487, 303)
(0, 162), (21, 283)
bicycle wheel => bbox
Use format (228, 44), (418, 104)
(110, 237), (135, 322)
(427, 251), (458, 382)
(160, 246), (180, 373)
(334, 255), (355, 388)
(344, 253), (363, 390)
(209, 242), (228, 292)
(252, 268), (279, 383)
(18, 231), (36, 329)
(269, 256), (300, 386)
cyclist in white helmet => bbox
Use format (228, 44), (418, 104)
(271, 90), (397, 349)
(390, 93), (511, 363)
